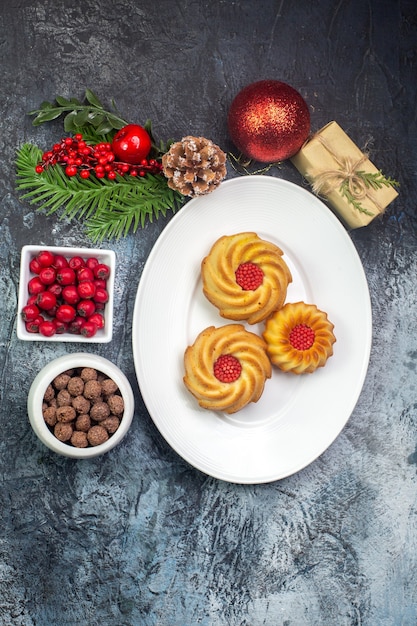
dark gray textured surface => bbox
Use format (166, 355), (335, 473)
(1, 1), (416, 624)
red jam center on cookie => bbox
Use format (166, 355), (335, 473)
(213, 354), (242, 383)
(289, 324), (315, 351)
(235, 262), (264, 290)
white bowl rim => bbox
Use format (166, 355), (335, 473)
(28, 352), (134, 458)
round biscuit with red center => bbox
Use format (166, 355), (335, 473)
(201, 232), (292, 325)
(183, 324), (271, 414)
(263, 302), (336, 374)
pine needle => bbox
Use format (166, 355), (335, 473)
(339, 170), (399, 216)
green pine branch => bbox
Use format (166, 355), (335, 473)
(339, 169), (399, 215)
(16, 143), (185, 242)
(354, 170), (400, 191)
(339, 181), (375, 216)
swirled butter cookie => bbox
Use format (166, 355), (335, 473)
(201, 232), (292, 325)
(183, 324), (272, 413)
(263, 302), (336, 374)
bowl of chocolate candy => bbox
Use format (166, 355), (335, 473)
(27, 353), (134, 458)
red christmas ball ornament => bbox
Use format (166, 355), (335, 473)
(111, 124), (152, 164)
(228, 80), (310, 162)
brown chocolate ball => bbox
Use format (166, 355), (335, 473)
(83, 380), (102, 401)
(107, 394), (124, 416)
(56, 405), (76, 423)
(53, 373), (71, 390)
(70, 431), (89, 448)
(75, 414), (91, 432)
(80, 367), (98, 382)
(67, 376), (84, 397)
(90, 401), (110, 422)
(101, 378), (119, 396)
(56, 389), (72, 407)
(100, 416), (120, 434)
(87, 425), (109, 446)
(72, 395), (90, 415)
(43, 406), (57, 427)
(43, 384), (55, 403)
(54, 422), (73, 442)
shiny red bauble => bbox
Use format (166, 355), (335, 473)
(228, 80), (310, 162)
(111, 124), (152, 165)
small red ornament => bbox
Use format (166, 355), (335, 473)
(228, 80), (310, 162)
(111, 124), (152, 165)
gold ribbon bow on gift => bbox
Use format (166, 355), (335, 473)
(312, 154), (375, 209)
(304, 132), (399, 217)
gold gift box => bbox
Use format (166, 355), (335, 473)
(291, 121), (399, 229)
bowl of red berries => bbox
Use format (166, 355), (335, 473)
(17, 245), (115, 342)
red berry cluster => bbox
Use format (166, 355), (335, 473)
(21, 249), (111, 338)
(289, 324), (315, 351)
(35, 134), (163, 180)
(235, 262), (264, 291)
(213, 354), (242, 383)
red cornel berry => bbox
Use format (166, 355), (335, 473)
(289, 324), (315, 351)
(235, 262), (264, 290)
(213, 354), (242, 383)
(21, 303), (40, 322)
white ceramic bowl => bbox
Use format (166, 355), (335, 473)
(17, 245), (116, 343)
(28, 353), (134, 458)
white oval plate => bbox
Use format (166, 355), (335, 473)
(132, 176), (372, 483)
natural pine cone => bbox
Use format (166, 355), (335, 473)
(162, 136), (227, 197)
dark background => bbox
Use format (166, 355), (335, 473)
(1, 1), (416, 625)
